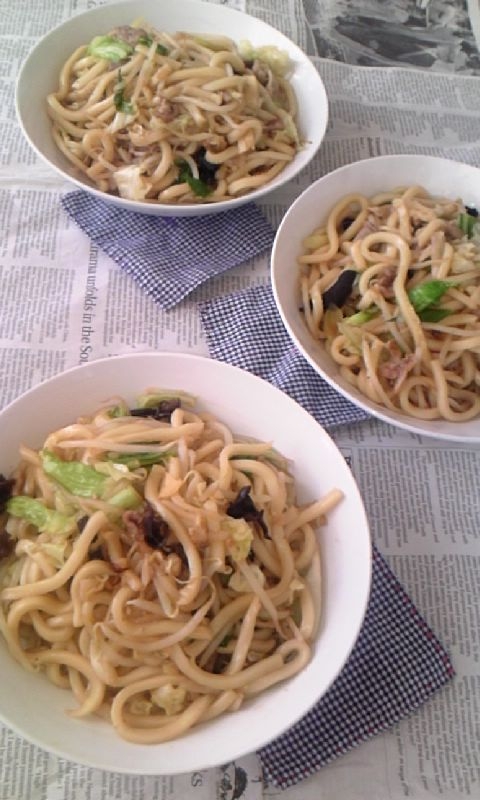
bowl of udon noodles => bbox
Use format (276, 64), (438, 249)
(271, 154), (480, 443)
(15, 0), (328, 217)
(0, 352), (370, 773)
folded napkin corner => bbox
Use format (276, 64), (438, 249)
(61, 191), (275, 310)
(258, 546), (454, 789)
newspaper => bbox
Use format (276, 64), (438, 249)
(1, 1), (479, 799)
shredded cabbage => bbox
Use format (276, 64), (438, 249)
(87, 35), (133, 62)
(129, 698), (154, 716)
(41, 450), (107, 498)
(41, 451), (141, 510)
(6, 496), (77, 536)
(137, 390), (196, 409)
(112, 164), (150, 199)
(222, 517), (253, 562)
(238, 41), (292, 76)
(105, 485), (143, 510)
(109, 486), (143, 511)
(273, 108), (300, 146)
(108, 403), (129, 418)
(337, 321), (365, 354)
(151, 684), (187, 715)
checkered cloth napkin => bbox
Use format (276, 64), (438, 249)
(258, 547), (454, 790)
(200, 285), (454, 789)
(199, 283), (370, 428)
(61, 191), (274, 310)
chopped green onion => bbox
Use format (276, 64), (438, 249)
(417, 308), (453, 323)
(458, 213), (475, 238)
(106, 451), (175, 469)
(114, 74), (135, 114)
(408, 280), (454, 313)
(113, 90), (135, 114)
(137, 35), (168, 55)
(344, 307), (379, 326)
(176, 160), (213, 197)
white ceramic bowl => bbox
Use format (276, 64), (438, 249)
(272, 154), (480, 443)
(15, 0), (328, 217)
(0, 353), (371, 774)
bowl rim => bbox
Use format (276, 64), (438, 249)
(271, 154), (480, 443)
(15, 0), (329, 216)
(0, 351), (372, 773)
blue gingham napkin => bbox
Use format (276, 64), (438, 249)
(199, 283), (370, 428)
(61, 191), (275, 310)
(258, 546), (454, 790)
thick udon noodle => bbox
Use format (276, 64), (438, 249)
(300, 186), (480, 421)
(0, 392), (341, 743)
(47, 24), (300, 204)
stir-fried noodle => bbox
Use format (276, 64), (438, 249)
(0, 391), (341, 743)
(47, 24), (300, 204)
(300, 186), (480, 421)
